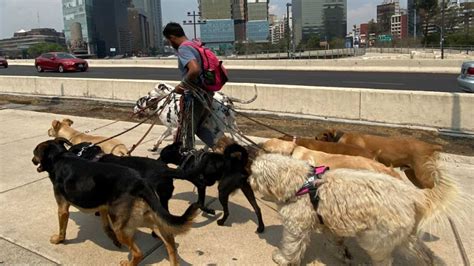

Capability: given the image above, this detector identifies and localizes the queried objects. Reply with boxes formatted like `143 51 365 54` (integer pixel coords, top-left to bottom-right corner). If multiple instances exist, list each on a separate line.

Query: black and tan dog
68 142 203 211
32 138 199 266
159 142 265 233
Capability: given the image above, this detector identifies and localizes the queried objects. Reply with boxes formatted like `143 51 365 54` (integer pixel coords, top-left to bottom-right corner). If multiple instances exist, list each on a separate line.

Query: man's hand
174 85 185 94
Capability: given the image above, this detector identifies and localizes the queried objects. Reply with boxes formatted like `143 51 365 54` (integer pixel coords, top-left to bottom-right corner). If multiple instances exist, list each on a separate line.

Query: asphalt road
0 65 462 92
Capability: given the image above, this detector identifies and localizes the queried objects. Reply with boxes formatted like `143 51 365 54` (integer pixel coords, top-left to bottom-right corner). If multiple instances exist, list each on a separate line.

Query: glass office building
62 0 94 54
201 19 235 43
246 20 269 42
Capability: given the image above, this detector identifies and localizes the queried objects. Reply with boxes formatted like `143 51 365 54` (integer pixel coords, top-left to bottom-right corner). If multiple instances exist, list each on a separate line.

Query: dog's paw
49 234 65 244
119 260 131 266
272 249 289 265
202 207 216 215
217 218 226 226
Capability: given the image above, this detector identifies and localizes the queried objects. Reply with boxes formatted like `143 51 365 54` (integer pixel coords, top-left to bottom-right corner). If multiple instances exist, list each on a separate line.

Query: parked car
458 61 474 92
34 52 88 73
0 57 8 68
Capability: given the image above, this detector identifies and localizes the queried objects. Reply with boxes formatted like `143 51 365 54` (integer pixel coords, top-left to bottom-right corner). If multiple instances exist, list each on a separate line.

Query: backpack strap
181 41 208 72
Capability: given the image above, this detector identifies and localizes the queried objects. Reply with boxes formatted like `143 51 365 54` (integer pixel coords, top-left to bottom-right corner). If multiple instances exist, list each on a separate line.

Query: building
292 0 347 45
270 18 286 44
0 28 66 58
407 0 420 38
62 0 130 58
62 0 94 54
127 7 150 55
391 13 408 39
132 0 163 52
232 0 247 43
377 0 400 34
247 0 269 42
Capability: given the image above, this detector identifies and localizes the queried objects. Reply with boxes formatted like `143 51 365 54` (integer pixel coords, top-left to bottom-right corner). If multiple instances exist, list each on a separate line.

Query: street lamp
441 0 445 59
183 11 206 40
286 3 292 58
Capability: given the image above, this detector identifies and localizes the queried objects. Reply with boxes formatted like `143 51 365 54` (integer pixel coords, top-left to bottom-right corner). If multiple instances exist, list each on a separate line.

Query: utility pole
414 6 417 41
286 3 292 59
441 0 445 59
183 11 206 40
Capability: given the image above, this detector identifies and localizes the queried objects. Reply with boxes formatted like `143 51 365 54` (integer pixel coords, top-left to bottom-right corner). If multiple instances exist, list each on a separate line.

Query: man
162 22 215 151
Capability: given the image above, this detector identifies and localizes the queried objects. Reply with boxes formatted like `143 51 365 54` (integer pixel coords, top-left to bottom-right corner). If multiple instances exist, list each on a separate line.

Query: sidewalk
0 109 472 265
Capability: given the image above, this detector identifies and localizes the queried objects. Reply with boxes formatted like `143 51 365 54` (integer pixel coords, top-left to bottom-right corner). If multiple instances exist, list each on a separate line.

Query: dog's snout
32 157 39 165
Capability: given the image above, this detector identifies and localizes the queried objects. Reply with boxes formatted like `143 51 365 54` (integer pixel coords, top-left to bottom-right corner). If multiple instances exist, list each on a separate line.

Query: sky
0 0 408 40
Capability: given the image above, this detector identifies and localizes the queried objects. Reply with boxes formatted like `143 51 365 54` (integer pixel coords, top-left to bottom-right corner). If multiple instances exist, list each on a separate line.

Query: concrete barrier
7 58 464 73
0 76 472 132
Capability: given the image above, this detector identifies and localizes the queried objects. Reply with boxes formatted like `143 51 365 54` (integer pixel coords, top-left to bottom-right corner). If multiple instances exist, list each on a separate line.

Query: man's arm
176 59 200 93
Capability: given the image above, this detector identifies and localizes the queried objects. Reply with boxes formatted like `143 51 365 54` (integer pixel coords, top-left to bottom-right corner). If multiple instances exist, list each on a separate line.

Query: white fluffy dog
134 83 257 151
249 153 461 266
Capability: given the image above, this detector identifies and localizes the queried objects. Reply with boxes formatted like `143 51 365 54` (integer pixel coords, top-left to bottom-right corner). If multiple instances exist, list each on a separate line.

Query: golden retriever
317 129 443 188
262 138 402 179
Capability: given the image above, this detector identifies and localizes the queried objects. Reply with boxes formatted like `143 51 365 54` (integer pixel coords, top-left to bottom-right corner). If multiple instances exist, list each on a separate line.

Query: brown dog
279 135 376 159
48 118 129 156
262 138 402 179
317 129 443 188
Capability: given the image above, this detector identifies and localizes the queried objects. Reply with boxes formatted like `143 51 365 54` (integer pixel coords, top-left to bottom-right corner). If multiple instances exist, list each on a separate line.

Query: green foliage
329 38 345 49
28 43 66 57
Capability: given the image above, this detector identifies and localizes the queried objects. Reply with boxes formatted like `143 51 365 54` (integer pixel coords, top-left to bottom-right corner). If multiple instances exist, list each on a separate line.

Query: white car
458 61 474 92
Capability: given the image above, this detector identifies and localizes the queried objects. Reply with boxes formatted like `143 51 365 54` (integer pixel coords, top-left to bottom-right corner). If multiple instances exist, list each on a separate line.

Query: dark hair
163 22 185 38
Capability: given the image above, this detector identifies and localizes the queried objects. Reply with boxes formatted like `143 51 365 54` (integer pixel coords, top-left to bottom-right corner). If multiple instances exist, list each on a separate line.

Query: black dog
32 138 199 265
68 142 202 211
159 142 265 233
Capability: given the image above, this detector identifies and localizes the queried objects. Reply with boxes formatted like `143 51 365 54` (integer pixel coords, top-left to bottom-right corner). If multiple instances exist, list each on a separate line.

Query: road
0 65 461 92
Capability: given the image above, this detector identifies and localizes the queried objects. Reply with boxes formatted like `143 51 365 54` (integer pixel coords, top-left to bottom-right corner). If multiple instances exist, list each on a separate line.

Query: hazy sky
0 0 408 39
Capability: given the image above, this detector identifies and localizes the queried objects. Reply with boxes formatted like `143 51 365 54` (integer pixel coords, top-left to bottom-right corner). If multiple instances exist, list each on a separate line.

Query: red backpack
181 41 228 91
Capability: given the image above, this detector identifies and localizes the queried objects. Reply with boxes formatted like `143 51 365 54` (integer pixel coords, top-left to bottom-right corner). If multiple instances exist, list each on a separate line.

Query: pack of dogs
33 87 469 265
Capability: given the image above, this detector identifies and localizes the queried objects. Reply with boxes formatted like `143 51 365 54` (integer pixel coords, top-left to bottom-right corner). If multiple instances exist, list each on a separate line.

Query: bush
28 43 67 57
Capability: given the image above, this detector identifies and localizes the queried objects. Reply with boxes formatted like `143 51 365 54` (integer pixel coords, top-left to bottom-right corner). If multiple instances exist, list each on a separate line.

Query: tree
368 19 378 34
415 0 439 45
28 43 66 57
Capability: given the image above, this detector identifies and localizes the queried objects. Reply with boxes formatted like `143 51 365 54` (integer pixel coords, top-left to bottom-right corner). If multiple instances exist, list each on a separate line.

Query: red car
0 57 7 68
35 52 88 73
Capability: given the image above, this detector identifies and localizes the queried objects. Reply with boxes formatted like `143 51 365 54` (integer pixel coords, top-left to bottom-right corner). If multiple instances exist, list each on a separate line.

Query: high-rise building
377 0 400 34
391 13 408 39
62 0 94 54
270 19 286 44
407 0 420 38
232 0 247 43
247 0 269 42
62 0 130 57
292 0 347 45
132 0 163 52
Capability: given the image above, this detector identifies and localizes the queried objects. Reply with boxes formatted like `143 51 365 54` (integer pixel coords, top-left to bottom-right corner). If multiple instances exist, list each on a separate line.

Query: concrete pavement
0 108 472 265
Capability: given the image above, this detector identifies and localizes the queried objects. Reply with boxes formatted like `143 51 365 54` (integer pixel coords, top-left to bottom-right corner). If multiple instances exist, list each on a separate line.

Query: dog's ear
54 137 73 147
51 120 61 130
62 118 74 126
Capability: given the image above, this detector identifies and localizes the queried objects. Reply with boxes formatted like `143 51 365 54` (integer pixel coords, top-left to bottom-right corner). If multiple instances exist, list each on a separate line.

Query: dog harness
296 166 329 224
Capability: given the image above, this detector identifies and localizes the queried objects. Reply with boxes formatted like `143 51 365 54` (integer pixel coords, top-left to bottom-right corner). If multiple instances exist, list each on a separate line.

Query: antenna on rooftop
37 11 41 27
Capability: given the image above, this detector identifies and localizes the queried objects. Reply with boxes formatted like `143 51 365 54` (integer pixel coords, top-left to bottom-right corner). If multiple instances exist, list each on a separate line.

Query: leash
76 91 175 157
183 81 294 140
186 85 262 150
127 95 174 155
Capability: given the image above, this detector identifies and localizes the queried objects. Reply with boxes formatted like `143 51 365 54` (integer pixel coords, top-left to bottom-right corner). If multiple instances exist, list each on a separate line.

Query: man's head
163 22 187 50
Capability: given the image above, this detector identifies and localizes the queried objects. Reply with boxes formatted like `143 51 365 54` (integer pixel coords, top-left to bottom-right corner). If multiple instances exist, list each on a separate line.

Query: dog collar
92 152 106 162
296 166 329 224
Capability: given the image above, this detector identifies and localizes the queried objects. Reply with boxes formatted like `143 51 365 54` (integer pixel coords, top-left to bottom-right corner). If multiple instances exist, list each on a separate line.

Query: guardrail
0 76 472 133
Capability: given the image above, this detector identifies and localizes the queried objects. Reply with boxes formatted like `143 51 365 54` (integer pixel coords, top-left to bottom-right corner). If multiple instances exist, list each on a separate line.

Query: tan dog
262 138 402 179
279 135 376 159
48 119 129 156
317 130 443 188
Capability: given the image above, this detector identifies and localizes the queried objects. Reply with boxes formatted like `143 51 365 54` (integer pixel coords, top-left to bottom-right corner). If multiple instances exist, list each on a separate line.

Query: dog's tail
416 154 470 232
227 85 258 104
224 143 249 168
140 187 199 235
